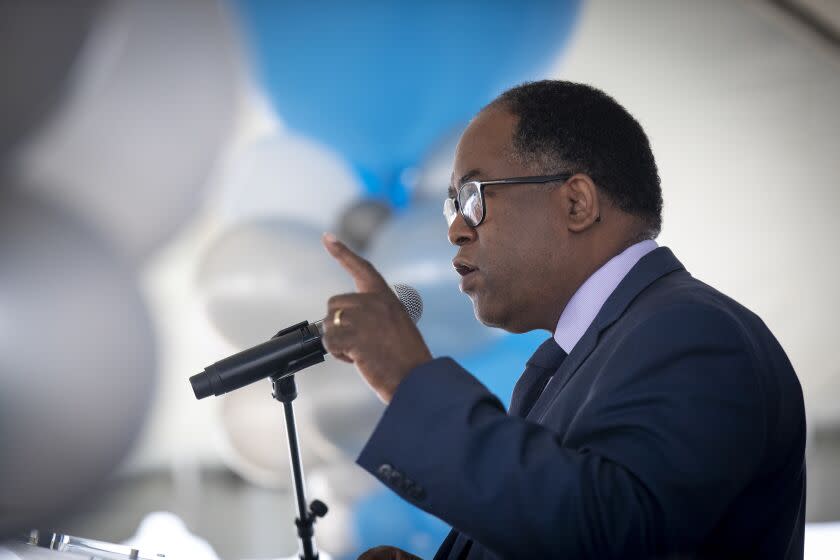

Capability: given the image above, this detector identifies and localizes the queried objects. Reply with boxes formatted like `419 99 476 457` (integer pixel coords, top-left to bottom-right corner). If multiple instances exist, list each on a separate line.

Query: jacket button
388 469 404 487
408 485 426 500
377 464 393 480
401 477 413 491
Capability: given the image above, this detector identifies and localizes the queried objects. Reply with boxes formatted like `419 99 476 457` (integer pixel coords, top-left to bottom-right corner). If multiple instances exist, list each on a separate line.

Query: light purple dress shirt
553 239 658 354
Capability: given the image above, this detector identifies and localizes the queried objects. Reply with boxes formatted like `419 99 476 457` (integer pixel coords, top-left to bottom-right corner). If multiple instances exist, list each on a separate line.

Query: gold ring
333 308 344 327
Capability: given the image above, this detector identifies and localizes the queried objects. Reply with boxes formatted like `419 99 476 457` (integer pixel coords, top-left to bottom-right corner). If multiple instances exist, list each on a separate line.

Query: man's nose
447 213 477 246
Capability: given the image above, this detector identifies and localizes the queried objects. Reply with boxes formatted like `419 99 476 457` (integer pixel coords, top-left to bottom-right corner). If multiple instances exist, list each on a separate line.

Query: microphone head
392 283 423 324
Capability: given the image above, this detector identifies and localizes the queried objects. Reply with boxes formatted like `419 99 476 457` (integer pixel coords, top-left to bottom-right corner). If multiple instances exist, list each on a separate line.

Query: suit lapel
526 247 685 421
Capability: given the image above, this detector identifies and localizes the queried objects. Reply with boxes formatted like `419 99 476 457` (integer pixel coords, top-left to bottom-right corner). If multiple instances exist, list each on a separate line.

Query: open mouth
453 262 478 277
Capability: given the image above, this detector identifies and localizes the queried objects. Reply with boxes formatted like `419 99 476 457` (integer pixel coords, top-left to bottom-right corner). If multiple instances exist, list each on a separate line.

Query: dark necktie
438 337 567 560
508 337 567 418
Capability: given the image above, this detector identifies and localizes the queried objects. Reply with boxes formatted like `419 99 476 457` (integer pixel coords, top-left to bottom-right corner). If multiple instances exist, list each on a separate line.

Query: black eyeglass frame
445 174 572 228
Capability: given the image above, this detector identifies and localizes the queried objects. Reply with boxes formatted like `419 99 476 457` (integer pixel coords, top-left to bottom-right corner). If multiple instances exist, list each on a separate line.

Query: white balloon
304 360 386 462
197 219 353 348
367 200 502 356
218 132 362 231
0 190 156 537
13 0 241 262
216 377 323 490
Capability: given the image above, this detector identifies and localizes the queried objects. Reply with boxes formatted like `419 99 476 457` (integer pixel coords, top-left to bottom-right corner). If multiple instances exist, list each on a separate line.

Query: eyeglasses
443 174 571 228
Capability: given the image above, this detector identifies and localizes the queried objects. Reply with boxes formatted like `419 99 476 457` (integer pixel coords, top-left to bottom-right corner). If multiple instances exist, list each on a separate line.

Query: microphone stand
191 319 334 559
272 374 328 560
269 321 330 560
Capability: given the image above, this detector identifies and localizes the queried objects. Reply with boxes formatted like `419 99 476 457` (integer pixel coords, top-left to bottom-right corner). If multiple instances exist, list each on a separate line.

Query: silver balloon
0 190 156 537
13 0 241 261
0 0 102 160
367 200 502 356
197 219 353 348
219 132 361 232
336 198 392 252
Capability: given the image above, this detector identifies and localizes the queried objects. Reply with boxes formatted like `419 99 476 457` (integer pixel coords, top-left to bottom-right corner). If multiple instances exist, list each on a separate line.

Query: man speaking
319 81 805 559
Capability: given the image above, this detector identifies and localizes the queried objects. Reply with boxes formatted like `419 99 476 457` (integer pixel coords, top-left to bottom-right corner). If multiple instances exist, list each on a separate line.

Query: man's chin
472 298 507 330
472 298 537 334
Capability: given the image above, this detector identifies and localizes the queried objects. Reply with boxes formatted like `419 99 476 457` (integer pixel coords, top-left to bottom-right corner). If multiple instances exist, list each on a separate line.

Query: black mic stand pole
268 321 331 560
272 374 328 560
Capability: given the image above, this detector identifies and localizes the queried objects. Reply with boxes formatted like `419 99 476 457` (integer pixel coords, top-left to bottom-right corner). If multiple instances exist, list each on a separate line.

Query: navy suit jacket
357 247 806 559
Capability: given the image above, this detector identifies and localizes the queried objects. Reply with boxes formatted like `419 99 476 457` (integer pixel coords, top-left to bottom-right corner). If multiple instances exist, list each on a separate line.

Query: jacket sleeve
355 304 768 559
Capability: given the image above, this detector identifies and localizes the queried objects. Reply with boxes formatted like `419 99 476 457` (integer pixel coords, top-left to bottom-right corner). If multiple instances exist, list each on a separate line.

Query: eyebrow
448 168 483 197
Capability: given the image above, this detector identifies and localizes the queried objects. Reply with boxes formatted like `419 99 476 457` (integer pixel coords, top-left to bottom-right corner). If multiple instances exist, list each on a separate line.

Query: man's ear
556 173 601 233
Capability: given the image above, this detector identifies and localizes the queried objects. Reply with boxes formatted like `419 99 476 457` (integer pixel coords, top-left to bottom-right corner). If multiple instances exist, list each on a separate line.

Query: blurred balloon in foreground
13 0 241 262
0 0 102 161
197 219 353 348
336 198 393 252
368 200 502 356
219 132 361 231
233 0 581 202
0 189 156 537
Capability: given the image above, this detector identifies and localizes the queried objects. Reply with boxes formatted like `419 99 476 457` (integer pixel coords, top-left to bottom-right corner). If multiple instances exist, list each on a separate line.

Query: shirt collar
553 239 658 354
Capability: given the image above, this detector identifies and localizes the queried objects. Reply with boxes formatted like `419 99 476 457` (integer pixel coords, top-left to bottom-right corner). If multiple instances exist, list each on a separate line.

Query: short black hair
491 80 663 238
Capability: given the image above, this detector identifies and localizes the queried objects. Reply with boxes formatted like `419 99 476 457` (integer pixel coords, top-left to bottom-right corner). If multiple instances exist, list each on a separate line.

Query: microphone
189 284 423 399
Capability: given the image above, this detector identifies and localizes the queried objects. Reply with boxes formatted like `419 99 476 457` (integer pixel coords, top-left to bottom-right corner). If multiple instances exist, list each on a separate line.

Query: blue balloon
354 488 451 559
232 0 581 203
457 330 550 409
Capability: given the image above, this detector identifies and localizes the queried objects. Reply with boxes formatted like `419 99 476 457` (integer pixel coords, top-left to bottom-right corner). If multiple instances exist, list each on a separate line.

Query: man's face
449 108 572 333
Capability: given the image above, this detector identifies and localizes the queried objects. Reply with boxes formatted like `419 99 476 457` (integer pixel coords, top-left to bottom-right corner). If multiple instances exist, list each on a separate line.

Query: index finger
322 233 389 293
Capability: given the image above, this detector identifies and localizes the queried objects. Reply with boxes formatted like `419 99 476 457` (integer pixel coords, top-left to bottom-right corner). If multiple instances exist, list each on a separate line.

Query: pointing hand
321 233 432 403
